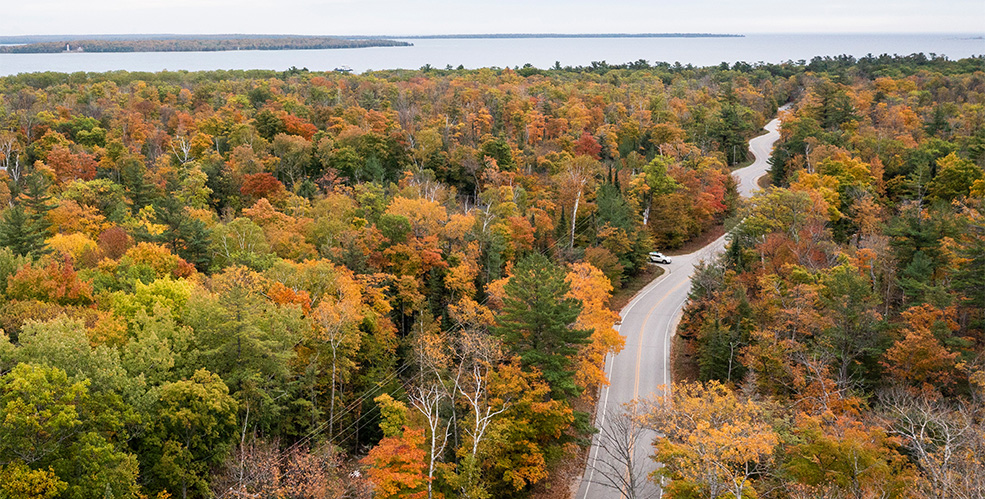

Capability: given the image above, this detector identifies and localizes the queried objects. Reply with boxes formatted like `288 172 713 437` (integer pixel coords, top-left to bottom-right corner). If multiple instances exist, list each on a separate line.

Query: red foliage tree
45 145 97 183
97 226 133 260
574 132 602 160
241 172 287 202
283 114 319 140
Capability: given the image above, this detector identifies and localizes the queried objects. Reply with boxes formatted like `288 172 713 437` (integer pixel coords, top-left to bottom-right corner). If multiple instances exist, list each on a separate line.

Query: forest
0 53 981 498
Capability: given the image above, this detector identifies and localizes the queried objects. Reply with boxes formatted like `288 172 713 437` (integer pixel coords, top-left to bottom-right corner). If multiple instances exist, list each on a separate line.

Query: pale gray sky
6 0 985 36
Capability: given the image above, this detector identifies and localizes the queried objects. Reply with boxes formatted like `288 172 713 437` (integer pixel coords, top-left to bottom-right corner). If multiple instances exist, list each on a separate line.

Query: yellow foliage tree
46 232 98 266
386 196 448 238
645 380 778 499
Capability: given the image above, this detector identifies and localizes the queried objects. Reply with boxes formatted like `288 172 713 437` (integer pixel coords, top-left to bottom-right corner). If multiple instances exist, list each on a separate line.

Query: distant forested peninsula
0 36 411 54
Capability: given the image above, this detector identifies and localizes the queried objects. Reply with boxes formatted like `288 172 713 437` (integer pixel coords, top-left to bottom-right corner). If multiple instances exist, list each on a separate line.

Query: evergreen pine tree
21 171 54 224
152 194 212 272
715 84 752 166
492 253 591 401
120 156 154 214
0 204 44 257
815 80 858 130
952 223 985 331
596 182 633 232
555 205 567 242
0 172 52 257
483 229 506 282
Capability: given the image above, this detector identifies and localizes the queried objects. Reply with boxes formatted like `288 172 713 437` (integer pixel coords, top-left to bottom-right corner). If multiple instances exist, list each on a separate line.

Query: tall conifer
492 253 591 401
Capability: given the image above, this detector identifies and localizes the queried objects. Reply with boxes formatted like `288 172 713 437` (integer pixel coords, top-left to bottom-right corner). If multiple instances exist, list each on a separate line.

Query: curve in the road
578 108 787 499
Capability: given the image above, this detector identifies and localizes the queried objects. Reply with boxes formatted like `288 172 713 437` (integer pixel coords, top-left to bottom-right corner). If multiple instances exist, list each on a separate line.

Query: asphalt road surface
577 108 787 499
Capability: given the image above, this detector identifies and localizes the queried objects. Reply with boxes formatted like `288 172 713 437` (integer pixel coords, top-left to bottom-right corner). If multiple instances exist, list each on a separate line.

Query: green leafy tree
0 363 139 499
61 178 129 221
271 133 314 187
377 213 412 244
122 303 193 387
140 369 238 499
181 269 305 435
253 109 285 141
209 217 276 271
15 316 140 401
0 247 29 295
928 153 984 201
632 155 680 227
0 363 87 468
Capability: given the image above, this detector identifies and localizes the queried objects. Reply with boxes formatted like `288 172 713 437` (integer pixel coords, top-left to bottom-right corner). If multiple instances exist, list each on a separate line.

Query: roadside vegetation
667 54 985 498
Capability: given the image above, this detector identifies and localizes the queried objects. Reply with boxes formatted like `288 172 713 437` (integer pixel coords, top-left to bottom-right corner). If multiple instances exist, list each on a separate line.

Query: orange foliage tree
361 427 429 499
6 256 93 306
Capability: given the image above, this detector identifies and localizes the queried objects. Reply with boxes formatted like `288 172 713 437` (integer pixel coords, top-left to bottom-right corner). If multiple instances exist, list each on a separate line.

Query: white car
648 251 672 264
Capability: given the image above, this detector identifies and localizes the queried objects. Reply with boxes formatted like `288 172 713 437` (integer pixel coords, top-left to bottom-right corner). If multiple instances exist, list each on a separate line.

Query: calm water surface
0 34 982 76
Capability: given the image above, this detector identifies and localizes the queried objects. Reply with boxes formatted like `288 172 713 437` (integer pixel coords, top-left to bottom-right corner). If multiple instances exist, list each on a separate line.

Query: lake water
0 34 982 76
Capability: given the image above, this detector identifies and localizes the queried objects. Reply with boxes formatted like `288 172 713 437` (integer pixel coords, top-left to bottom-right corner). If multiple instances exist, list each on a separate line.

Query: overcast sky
6 0 985 36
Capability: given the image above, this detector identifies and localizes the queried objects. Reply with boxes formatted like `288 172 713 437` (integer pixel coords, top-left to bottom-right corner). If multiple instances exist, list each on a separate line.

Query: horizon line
0 32 743 40
2 31 983 41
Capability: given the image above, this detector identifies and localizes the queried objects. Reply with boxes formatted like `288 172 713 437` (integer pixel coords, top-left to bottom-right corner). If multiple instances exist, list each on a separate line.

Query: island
0 35 412 54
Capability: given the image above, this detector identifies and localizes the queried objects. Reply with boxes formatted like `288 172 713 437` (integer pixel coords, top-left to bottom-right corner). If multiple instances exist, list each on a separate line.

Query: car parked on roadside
648 251 672 264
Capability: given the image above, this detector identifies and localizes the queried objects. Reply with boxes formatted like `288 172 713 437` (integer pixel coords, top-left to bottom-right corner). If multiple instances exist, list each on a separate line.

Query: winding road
577 109 786 499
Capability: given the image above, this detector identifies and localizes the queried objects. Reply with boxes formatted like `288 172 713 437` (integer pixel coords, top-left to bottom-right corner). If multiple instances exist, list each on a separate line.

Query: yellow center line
632 276 689 400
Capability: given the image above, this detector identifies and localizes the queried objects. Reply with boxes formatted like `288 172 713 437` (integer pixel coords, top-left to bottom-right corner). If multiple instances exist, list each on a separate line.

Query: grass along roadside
610 264 665 312
729 154 756 170
664 223 727 257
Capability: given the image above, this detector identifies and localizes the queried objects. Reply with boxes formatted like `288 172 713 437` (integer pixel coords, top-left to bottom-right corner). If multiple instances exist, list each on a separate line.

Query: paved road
577 109 786 499
734 111 785 198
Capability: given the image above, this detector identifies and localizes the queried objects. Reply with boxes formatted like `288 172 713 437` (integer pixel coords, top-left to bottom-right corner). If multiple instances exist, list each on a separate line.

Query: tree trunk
642 195 651 227
570 190 581 249
330 347 337 441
